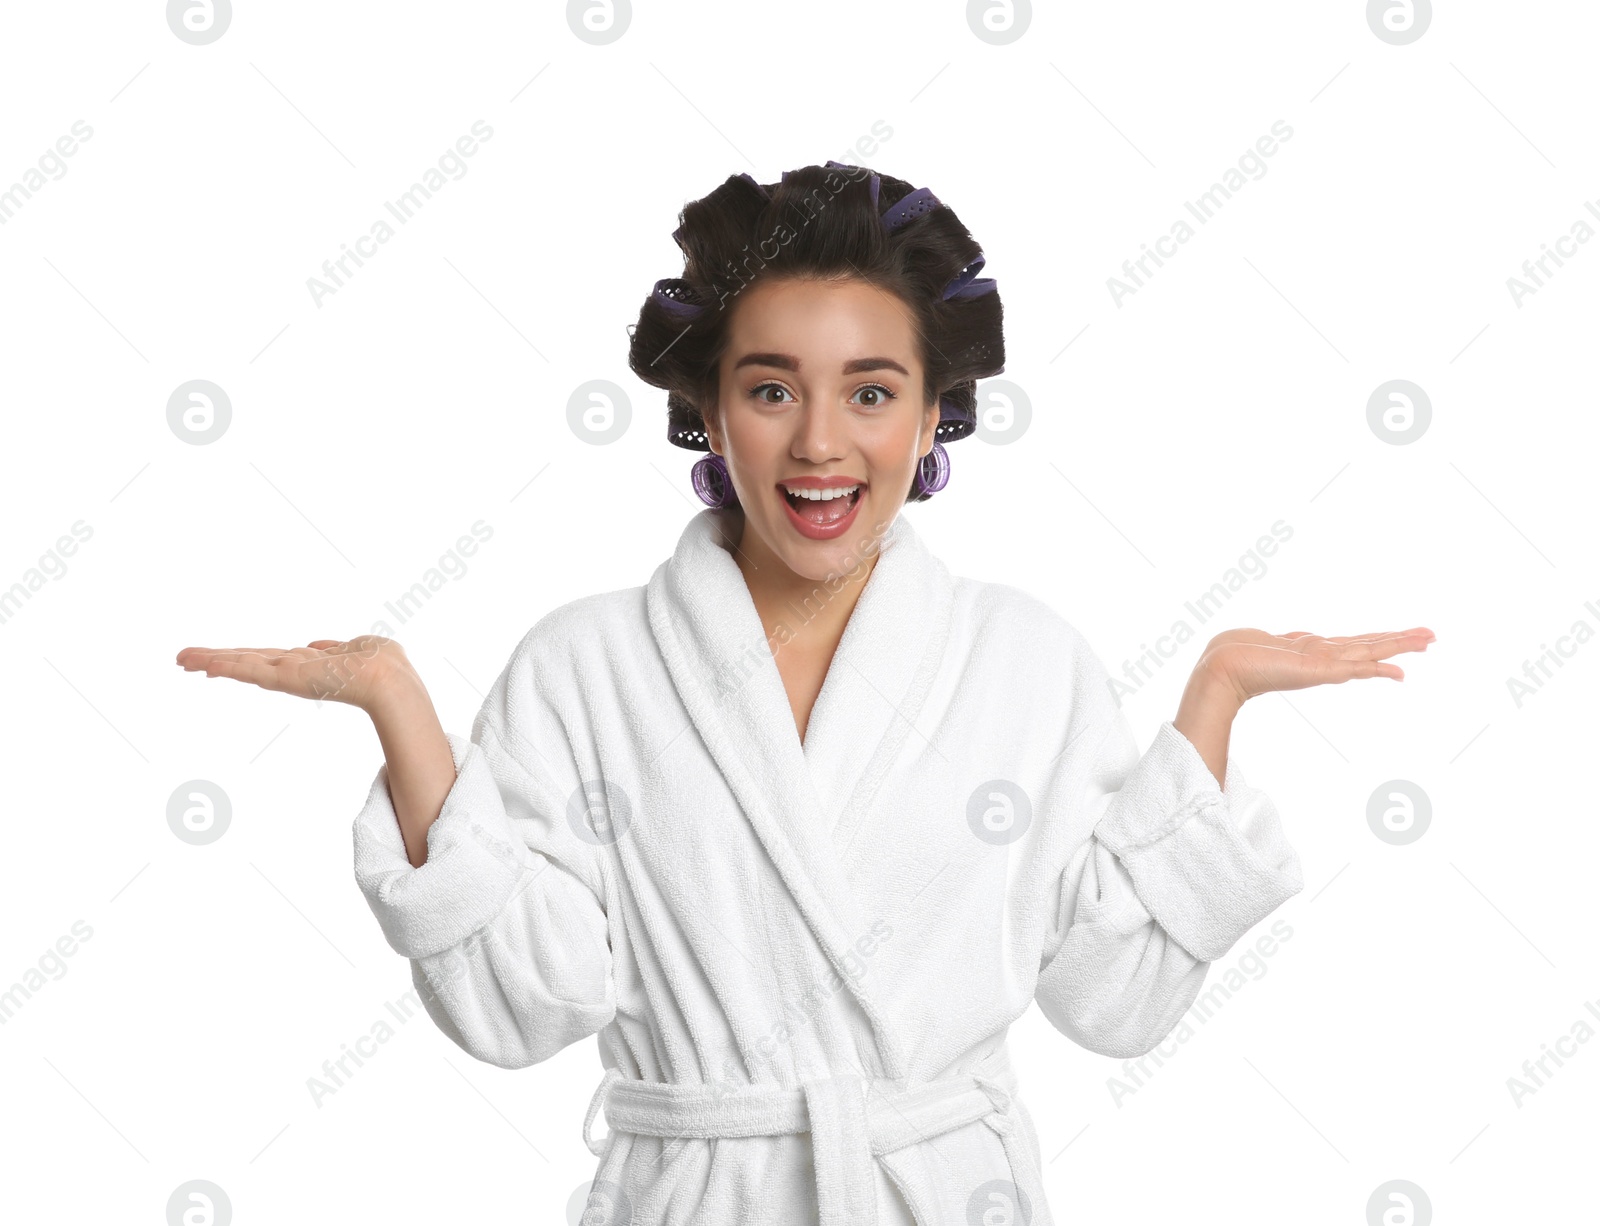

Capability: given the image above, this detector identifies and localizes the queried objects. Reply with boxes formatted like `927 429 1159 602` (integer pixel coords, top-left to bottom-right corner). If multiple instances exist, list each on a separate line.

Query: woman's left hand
1173 626 1435 790
1200 626 1437 708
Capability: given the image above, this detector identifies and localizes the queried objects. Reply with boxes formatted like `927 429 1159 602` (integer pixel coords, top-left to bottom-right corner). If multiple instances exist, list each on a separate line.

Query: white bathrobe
352 506 1304 1226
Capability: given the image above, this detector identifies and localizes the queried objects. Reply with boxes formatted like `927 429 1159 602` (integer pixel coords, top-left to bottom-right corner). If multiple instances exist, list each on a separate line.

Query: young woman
177 162 1433 1226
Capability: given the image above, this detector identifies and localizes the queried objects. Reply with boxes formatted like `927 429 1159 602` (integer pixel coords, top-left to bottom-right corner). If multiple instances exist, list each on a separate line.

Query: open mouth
779 484 864 533
782 486 861 511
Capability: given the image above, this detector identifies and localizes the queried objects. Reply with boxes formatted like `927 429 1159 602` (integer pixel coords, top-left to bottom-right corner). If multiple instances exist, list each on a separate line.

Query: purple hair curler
691 452 737 507
651 278 704 318
913 441 950 496
941 254 998 301
880 187 940 233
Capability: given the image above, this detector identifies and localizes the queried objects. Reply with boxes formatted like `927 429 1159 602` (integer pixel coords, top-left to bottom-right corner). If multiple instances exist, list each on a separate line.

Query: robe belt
583 1043 1046 1225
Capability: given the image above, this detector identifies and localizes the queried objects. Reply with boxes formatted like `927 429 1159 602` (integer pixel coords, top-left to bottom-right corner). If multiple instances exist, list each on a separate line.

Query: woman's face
704 275 939 584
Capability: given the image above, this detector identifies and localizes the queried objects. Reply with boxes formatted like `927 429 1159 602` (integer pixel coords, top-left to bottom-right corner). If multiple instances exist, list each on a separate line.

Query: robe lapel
801 516 954 856
645 507 954 1065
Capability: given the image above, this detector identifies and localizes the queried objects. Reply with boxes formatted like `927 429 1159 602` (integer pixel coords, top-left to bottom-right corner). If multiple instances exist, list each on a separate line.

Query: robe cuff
1090 720 1303 963
352 730 531 960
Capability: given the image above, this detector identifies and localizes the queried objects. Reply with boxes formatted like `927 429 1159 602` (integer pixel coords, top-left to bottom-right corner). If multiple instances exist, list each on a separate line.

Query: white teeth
783 484 860 501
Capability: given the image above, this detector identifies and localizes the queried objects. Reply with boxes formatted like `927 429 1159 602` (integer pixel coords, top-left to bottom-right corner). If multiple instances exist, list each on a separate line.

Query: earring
691 452 738 507
912 442 950 497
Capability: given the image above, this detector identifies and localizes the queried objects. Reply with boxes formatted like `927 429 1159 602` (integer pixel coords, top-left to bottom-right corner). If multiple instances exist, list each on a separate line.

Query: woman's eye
851 383 897 408
751 382 793 404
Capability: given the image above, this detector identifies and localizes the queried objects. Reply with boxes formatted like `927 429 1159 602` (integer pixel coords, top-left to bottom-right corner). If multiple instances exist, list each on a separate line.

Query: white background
2 1 1595 1222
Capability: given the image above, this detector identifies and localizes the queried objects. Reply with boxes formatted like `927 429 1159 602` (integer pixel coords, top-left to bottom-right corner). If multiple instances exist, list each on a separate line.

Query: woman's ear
919 397 940 456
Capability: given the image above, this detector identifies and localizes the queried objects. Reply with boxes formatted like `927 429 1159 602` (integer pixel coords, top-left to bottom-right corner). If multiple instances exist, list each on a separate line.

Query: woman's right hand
180 635 455 867
175 636 413 714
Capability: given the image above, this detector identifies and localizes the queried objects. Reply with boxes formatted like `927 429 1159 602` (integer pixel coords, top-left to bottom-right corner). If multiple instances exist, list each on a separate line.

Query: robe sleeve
1034 693 1304 1060
351 636 617 1071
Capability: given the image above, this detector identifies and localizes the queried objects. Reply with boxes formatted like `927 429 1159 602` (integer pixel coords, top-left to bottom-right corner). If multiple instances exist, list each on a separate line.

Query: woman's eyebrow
732 352 909 376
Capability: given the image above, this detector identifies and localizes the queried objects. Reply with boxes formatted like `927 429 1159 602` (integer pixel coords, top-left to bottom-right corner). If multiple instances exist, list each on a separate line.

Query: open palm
1203 626 1436 707
174 636 405 710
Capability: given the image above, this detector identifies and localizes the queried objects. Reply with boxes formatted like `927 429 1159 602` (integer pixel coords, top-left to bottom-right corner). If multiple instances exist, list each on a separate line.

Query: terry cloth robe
352 506 1305 1226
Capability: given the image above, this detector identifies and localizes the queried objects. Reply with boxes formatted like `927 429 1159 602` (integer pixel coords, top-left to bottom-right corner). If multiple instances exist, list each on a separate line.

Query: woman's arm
1035 711 1300 1057
176 635 459 869
1174 626 1435 787
1034 622 1434 1057
177 630 617 1069
367 664 458 869
351 714 617 1070
1172 665 1238 789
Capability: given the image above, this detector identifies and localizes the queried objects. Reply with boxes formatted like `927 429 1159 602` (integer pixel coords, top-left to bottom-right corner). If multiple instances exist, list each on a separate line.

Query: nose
791 399 847 465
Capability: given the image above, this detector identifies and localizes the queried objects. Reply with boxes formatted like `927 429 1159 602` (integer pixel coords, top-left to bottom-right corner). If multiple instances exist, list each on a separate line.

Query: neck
725 506 880 658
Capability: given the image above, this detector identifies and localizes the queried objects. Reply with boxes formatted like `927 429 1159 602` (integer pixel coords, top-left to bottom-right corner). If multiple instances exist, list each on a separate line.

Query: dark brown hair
626 162 1005 502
